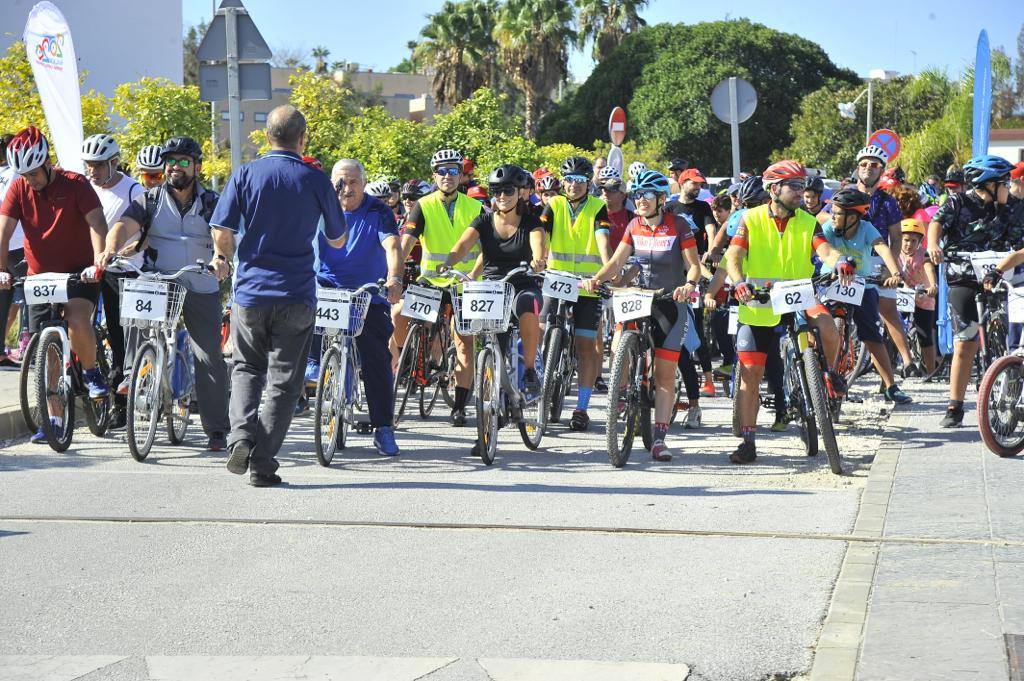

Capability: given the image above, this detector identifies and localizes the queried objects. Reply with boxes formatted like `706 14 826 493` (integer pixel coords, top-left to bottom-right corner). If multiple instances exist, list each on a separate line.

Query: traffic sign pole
729 77 740 183
224 6 242 173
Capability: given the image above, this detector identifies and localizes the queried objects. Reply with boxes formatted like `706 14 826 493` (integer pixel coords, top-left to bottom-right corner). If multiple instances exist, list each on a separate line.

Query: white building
0 0 183 97
989 129 1024 164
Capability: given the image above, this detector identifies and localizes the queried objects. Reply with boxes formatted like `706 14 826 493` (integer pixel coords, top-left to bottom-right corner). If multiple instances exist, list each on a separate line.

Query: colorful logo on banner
33 32 65 70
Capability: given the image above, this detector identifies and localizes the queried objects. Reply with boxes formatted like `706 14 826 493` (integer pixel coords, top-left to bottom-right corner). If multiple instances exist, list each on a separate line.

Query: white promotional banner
23 2 84 173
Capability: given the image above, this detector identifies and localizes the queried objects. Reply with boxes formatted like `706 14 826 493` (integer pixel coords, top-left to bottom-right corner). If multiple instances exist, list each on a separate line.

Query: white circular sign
710 77 757 124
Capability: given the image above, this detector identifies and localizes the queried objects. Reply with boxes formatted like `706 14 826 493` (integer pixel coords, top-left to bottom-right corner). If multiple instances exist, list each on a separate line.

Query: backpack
138 185 219 241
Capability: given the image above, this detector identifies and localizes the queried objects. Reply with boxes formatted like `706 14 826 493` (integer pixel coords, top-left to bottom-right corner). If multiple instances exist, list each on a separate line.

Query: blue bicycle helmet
630 169 671 195
738 175 767 204
963 155 1014 186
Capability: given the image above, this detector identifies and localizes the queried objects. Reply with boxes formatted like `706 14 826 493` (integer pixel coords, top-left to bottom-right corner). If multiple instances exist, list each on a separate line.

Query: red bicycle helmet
761 160 806 187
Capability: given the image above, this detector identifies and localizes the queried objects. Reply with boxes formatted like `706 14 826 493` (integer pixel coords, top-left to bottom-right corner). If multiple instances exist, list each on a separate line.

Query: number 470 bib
769 279 816 314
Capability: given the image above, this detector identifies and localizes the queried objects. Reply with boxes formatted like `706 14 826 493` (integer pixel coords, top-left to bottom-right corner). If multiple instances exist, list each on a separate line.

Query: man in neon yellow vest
725 160 855 465
399 148 483 426
539 156 613 432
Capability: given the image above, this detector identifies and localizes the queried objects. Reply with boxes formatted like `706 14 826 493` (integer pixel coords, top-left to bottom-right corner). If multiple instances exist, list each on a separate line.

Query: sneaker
523 367 541 395
117 375 130 396
294 394 308 416
684 405 702 429
83 367 109 399
569 409 590 431
0 354 19 370
450 408 467 427
30 424 48 444
108 406 127 430
729 440 757 464
902 363 922 379
700 379 716 398
9 332 29 362
651 439 673 461
373 426 400 456
249 471 283 487
771 417 788 432
304 359 320 386
226 439 252 475
208 432 227 452
884 384 913 405
939 406 964 428
595 376 608 394
715 363 734 378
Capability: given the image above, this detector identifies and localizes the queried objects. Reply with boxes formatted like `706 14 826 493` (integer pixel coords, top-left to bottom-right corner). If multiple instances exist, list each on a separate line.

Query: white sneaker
684 405 702 429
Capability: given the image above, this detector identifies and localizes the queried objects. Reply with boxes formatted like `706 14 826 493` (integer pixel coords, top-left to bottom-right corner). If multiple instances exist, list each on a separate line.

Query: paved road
0 372 903 681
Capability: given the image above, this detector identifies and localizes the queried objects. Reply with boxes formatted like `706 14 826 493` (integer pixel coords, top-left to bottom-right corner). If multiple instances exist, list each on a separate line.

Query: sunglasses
563 174 589 184
631 190 659 201
781 180 806 191
858 161 883 169
141 171 164 182
600 184 623 194
401 194 419 201
434 166 460 177
165 158 192 168
492 186 518 197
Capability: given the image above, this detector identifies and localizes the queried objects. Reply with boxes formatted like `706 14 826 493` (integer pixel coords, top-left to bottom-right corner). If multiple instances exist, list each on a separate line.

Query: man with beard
102 136 231 452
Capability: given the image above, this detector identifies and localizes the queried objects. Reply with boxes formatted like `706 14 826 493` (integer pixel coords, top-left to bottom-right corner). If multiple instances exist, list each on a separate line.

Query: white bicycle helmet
365 180 393 198
82 134 120 162
430 148 463 169
856 144 889 165
6 126 49 174
597 165 622 182
627 161 647 180
135 144 164 171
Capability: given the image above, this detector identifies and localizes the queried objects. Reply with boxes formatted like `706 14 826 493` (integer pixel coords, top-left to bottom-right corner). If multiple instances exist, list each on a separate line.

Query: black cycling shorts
736 322 781 367
541 295 602 338
913 306 936 348
947 283 980 341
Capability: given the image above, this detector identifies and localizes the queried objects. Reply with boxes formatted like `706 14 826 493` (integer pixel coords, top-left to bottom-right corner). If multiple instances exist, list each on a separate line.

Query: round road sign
710 78 757 124
608 107 627 146
868 129 901 162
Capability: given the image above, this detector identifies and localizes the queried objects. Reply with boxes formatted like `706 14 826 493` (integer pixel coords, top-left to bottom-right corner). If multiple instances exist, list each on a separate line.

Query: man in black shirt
666 168 716 256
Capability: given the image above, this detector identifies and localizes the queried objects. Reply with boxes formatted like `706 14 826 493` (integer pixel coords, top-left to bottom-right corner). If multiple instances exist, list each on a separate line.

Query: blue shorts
850 287 884 344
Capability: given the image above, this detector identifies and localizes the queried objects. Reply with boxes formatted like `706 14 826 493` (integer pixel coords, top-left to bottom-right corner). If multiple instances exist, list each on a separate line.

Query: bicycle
978 344 1024 458
113 257 209 462
311 281 379 466
945 248 1011 387
14 270 112 451
538 269 586 426
604 285 678 468
447 265 546 464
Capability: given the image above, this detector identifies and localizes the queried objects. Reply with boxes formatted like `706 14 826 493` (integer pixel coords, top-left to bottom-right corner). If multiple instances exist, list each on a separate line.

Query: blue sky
184 0 1023 81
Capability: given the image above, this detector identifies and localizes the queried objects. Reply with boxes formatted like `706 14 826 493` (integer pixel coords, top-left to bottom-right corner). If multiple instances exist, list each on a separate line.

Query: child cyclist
896 218 939 374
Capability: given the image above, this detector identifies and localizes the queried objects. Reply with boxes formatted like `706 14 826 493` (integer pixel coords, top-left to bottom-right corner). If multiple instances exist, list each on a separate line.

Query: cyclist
726 160 856 464
0 126 110 442
927 154 1024 427
365 179 393 201
537 175 561 207
308 158 404 456
896 218 939 374
100 136 231 451
82 133 144 429
667 157 689 194
940 167 965 205
803 177 827 217
438 163 545 397
820 187 912 404
583 169 701 461
539 155 613 431
135 144 165 189
399 148 483 426
596 166 633 247
0 133 25 369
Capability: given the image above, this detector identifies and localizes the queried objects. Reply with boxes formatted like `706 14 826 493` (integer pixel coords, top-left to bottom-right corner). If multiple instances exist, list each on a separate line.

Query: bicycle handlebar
107 256 214 282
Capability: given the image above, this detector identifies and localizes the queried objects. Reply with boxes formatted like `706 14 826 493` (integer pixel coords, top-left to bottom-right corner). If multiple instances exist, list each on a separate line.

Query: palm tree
494 0 577 137
575 0 648 62
312 45 330 74
413 0 498 109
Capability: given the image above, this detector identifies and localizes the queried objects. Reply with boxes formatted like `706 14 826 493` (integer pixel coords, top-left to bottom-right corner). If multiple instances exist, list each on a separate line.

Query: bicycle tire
639 351 653 451
803 346 841 474
419 362 442 418
518 332 546 451
438 320 458 409
606 331 641 467
19 332 40 433
392 328 421 426
731 370 742 438
783 343 818 457
540 326 564 424
126 341 162 462
35 333 74 452
165 349 191 445
314 345 343 466
977 354 1024 457
84 328 112 437
475 346 499 465
670 367 683 424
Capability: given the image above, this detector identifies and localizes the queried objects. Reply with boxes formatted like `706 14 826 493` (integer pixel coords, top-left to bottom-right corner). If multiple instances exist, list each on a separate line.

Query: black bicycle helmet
488 163 529 189
805 176 825 195
162 136 203 162
400 180 424 199
737 175 767 204
830 187 872 212
560 156 593 180
668 157 689 171
944 167 964 185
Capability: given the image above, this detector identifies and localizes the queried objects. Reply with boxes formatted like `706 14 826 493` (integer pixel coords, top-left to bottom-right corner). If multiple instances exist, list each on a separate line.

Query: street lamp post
837 70 898 145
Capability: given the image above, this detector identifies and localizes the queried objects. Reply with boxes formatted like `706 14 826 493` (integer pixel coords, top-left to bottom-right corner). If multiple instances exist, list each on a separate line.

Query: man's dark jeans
229 302 314 474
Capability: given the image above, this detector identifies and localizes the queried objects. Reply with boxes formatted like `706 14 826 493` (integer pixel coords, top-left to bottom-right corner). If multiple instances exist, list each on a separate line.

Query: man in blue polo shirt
209 105 348 487
307 158 404 456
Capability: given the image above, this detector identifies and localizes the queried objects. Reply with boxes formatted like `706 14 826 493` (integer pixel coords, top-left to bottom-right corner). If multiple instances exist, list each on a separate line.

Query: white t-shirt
0 165 25 251
94 173 144 271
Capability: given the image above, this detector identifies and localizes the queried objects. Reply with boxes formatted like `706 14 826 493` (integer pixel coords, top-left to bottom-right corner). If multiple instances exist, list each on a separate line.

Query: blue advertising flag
973 30 992 158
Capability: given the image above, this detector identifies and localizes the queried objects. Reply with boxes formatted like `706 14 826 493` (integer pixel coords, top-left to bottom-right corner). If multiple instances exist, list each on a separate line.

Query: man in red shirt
0 127 110 411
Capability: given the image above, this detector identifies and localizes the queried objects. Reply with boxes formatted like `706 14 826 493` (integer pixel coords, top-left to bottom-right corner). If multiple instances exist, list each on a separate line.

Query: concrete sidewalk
0 369 25 441
810 379 1024 680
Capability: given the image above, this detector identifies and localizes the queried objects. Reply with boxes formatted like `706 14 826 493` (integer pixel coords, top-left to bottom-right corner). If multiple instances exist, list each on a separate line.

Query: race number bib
612 290 654 323
969 251 1010 279
120 280 169 322
542 271 579 302
895 288 917 313
769 279 815 314
402 284 442 323
822 277 866 306
727 306 739 335
461 281 504 320
315 288 351 330
1008 287 1024 324
24 274 69 305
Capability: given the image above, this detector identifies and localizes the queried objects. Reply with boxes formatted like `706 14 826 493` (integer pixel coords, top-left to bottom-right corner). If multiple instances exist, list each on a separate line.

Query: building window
220 111 244 121
254 112 268 123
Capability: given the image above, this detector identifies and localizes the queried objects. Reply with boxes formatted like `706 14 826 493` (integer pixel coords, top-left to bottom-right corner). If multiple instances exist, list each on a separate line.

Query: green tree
591 138 666 171
493 0 576 137
312 46 331 75
183 22 207 87
111 78 209 172
781 70 952 178
414 0 499 110
429 88 523 165
336 106 433 180
575 0 648 62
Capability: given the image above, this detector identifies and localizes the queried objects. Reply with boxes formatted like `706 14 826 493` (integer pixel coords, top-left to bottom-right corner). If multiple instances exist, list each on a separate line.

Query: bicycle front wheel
314 345 343 466
165 350 191 445
35 333 74 452
126 341 162 462
540 326 563 425
392 328 421 427
978 354 1024 457
606 331 641 467
804 347 841 474
475 346 499 465
783 342 817 457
